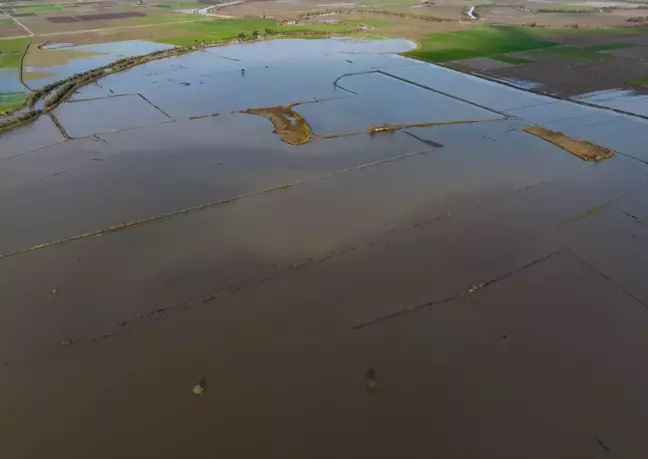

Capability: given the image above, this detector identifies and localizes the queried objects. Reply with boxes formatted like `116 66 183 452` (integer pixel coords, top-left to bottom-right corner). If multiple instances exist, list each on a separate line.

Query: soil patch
515 45 610 63
580 56 648 81
613 35 648 46
77 11 147 21
456 56 516 70
486 61 627 96
46 16 82 23
24 48 104 68
601 45 648 60
0 23 26 37
244 105 313 145
523 125 614 161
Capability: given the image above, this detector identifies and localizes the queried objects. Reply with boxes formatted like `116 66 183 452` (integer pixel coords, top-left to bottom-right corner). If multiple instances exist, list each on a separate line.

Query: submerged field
1 34 648 459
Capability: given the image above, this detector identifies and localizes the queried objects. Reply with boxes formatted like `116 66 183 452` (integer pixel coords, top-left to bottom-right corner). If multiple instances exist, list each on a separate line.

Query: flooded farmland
23 40 174 88
2 37 648 459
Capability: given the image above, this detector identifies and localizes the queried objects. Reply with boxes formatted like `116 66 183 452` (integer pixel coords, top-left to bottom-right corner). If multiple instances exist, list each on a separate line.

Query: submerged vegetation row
0 27 358 134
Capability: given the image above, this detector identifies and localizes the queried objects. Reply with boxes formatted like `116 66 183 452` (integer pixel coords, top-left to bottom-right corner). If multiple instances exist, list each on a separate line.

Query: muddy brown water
1 37 648 458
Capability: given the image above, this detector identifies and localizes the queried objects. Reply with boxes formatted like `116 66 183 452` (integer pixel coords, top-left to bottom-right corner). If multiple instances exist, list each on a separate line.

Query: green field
523 45 610 62
156 19 354 45
16 3 63 12
0 18 16 25
405 27 557 63
632 75 648 86
0 92 26 112
0 37 30 53
0 37 30 69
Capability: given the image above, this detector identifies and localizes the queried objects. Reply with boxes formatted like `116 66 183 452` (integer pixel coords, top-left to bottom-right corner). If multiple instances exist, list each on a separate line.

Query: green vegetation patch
523 45 610 62
0 37 30 54
586 42 634 51
0 18 16 25
17 3 63 12
156 18 353 45
492 54 534 64
405 26 557 63
0 53 22 68
0 38 29 69
632 75 648 86
0 92 26 112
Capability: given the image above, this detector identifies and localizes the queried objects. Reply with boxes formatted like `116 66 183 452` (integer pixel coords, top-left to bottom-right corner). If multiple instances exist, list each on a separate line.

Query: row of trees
0 109 42 130
1 23 347 132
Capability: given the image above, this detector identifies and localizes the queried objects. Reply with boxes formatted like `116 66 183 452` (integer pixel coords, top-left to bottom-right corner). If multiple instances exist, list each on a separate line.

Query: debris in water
595 436 610 452
365 367 378 390
50 288 59 295
193 375 207 395
569 201 611 222
523 126 614 162
60 338 77 347
467 282 485 295
192 384 204 395
369 123 398 135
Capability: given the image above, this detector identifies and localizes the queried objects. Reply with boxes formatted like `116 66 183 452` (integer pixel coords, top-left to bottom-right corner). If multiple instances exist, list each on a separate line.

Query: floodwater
2 37 648 459
0 67 26 101
575 88 648 117
23 40 174 89
39 42 75 50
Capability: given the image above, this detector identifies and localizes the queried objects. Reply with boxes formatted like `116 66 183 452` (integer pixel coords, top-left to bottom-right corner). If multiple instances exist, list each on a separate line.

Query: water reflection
24 40 175 89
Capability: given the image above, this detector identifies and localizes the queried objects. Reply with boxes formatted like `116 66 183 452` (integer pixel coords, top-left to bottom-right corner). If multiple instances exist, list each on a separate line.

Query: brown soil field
602 44 648 60
372 1 467 18
76 11 148 21
478 6 648 27
24 47 103 68
221 0 326 17
17 6 160 34
581 56 648 81
43 11 148 24
0 22 26 37
27 22 196 45
330 12 466 38
614 34 648 45
45 16 83 23
485 61 626 97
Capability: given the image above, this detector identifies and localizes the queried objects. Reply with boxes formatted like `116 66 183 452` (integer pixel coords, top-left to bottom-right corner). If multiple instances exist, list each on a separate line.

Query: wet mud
524 125 615 161
243 105 313 145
